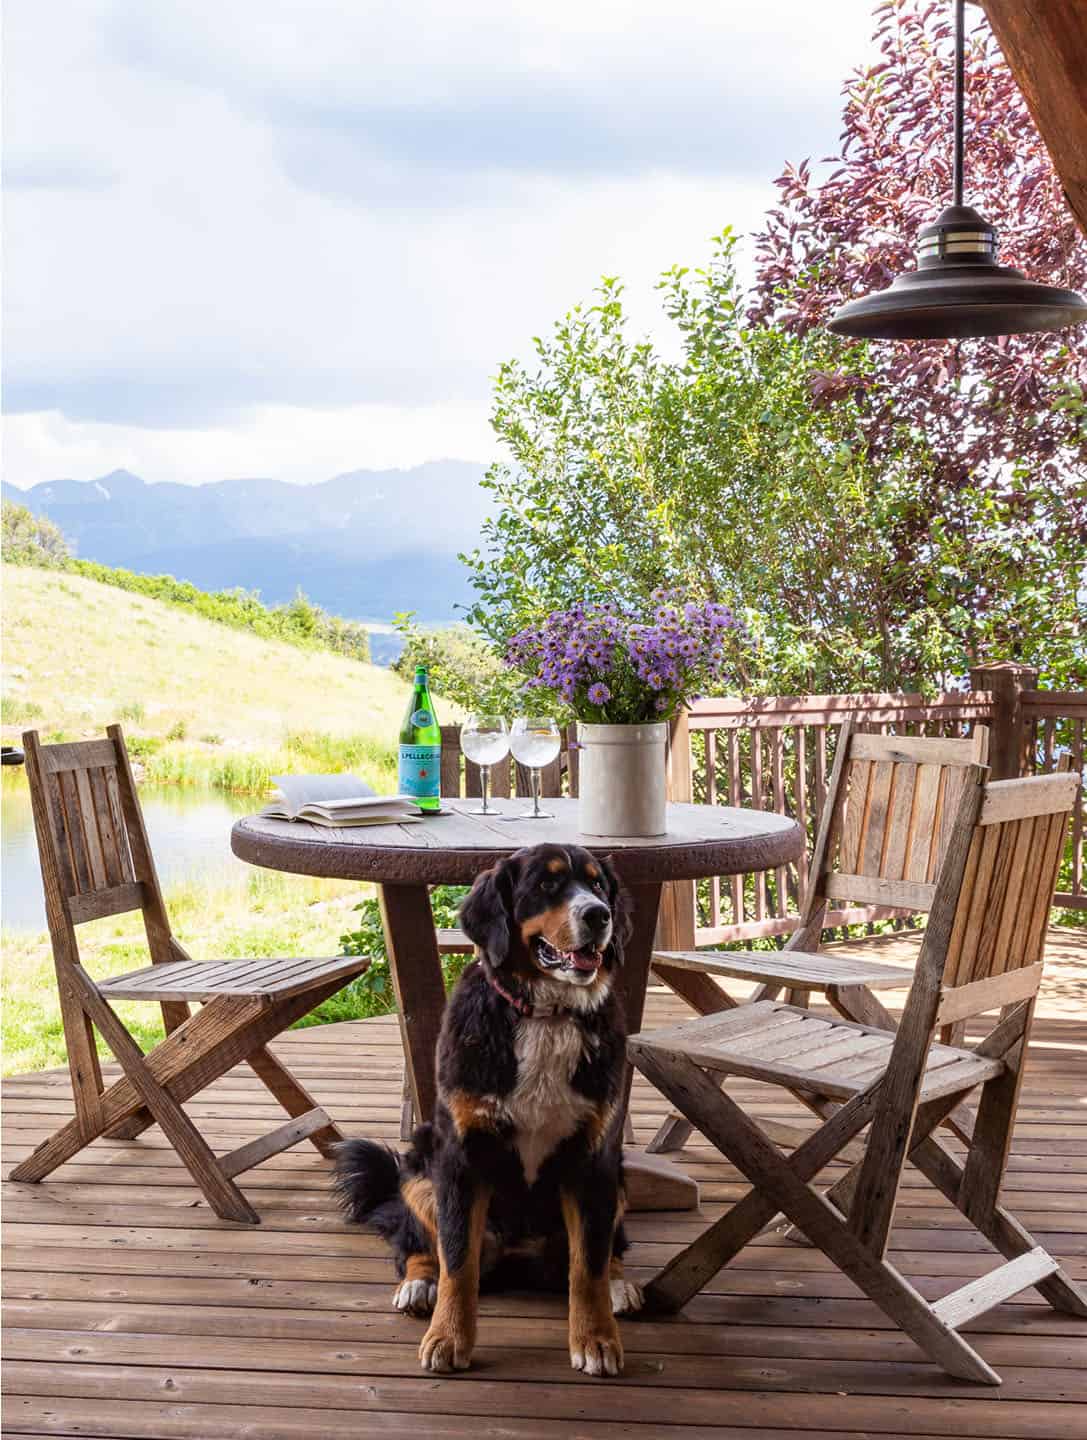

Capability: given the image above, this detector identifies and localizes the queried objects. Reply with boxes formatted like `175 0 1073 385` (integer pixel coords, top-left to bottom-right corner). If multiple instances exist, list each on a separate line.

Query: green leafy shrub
1 502 69 567
391 612 517 714
65 563 373 663
320 884 473 1023
463 237 1087 695
125 735 164 760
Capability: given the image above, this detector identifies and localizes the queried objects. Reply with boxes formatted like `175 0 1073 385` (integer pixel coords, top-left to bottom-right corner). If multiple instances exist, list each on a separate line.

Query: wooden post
968 662 1038 781
656 710 697 950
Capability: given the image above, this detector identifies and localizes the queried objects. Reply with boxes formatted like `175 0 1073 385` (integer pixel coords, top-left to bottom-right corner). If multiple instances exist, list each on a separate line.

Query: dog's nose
583 903 612 937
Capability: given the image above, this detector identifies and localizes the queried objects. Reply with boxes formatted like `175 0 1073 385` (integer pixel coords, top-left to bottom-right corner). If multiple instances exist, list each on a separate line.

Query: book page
270 773 374 816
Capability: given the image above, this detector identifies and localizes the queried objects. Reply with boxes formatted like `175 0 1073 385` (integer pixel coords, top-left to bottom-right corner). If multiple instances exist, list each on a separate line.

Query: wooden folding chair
9 726 369 1223
649 719 989 1151
629 764 1086 1384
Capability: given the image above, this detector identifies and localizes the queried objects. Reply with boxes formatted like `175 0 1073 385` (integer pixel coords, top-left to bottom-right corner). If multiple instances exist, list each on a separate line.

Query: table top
231 797 803 887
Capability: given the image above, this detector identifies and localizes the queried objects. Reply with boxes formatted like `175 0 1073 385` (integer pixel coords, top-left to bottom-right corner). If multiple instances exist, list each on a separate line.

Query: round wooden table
232 797 802 1208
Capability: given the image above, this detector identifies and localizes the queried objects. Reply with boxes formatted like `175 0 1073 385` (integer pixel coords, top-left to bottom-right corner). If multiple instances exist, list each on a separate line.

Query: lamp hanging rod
952 0 965 207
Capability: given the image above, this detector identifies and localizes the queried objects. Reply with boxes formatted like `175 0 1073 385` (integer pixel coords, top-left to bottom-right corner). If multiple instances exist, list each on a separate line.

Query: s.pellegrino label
398 665 441 810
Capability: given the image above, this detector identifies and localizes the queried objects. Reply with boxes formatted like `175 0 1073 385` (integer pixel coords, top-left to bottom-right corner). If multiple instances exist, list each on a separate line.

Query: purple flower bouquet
505 591 746 725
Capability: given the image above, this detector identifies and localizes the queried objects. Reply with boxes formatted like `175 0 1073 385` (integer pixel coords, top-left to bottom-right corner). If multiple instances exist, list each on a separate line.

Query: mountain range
2 464 490 648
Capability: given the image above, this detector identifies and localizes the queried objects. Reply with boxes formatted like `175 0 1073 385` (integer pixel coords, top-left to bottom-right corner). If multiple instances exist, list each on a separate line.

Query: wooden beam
982 1 1087 239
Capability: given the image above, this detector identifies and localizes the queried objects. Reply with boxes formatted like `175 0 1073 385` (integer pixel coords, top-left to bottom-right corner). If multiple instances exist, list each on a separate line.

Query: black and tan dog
335 843 644 1376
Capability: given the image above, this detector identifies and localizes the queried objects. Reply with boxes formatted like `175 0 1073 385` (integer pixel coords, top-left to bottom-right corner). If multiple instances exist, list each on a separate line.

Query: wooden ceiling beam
981 0 1087 239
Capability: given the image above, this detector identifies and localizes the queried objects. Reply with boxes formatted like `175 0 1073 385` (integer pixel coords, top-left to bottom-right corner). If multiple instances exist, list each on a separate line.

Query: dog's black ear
599 854 633 960
459 856 519 968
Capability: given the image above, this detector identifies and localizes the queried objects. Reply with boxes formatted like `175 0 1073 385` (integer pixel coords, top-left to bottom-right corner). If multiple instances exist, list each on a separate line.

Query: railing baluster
705 731 721 927
814 724 828 827
1072 716 1084 903
794 723 808 906
769 726 787 919
727 729 743 925
750 729 766 921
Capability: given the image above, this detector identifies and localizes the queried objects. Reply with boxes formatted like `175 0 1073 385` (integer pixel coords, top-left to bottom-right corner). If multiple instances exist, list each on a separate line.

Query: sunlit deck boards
3 926 1087 1440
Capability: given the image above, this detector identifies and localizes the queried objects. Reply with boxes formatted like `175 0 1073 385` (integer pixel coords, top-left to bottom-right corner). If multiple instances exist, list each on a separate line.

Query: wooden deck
4 927 1087 1440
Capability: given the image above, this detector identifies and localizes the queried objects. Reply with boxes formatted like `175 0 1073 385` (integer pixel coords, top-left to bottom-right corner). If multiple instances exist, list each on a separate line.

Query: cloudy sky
4 0 878 489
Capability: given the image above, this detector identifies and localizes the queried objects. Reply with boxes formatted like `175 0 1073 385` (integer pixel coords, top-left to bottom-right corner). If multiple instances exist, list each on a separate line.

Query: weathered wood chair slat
629 764 1087 1384
648 721 990 1151
9 726 370 1224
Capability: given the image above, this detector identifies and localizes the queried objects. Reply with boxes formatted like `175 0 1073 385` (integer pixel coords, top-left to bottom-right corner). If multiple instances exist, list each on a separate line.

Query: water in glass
459 715 509 815
510 717 561 819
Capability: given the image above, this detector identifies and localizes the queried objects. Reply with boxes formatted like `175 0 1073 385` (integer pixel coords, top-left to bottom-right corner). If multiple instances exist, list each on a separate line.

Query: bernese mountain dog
334 842 644 1377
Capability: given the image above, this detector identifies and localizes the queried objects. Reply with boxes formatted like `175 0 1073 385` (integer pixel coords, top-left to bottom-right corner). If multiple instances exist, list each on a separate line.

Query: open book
261 774 423 827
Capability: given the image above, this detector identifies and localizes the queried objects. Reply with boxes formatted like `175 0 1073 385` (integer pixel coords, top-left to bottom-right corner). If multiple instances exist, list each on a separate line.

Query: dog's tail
333 1138 402 1226
333 1125 437 1241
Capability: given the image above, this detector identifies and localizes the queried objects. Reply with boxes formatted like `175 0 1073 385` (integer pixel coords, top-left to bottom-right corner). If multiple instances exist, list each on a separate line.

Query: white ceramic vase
576 721 668 837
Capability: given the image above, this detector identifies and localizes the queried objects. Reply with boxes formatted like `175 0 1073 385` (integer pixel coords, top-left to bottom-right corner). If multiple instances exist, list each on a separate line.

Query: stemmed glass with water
510 716 561 819
458 715 510 815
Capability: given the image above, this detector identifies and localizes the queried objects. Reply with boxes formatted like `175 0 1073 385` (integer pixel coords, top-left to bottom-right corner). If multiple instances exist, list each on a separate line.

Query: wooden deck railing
1023 688 1086 909
662 662 1086 950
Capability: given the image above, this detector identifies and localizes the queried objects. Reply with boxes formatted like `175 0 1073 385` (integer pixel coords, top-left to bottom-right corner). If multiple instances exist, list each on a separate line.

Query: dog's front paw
610 1277 644 1315
393 1277 437 1316
419 1322 473 1373
570 1321 623 1377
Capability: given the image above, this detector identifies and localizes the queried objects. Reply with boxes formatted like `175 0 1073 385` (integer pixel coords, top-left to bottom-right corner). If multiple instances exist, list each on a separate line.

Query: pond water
1 775 255 932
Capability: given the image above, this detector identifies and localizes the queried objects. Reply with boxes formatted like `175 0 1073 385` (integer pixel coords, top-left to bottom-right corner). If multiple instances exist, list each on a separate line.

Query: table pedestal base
624 1149 700 1211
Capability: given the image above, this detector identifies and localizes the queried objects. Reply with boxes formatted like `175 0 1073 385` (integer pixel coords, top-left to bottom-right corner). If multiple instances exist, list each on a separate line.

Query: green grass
0 562 473 1073
0 563 456 795
1 870 392 1075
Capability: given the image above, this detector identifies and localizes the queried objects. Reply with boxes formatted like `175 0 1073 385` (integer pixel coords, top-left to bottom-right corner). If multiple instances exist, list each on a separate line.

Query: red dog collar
485 970 571 1020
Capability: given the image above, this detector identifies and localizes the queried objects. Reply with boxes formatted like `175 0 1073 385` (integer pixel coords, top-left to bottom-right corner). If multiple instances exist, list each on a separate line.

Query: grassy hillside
1 564 435 792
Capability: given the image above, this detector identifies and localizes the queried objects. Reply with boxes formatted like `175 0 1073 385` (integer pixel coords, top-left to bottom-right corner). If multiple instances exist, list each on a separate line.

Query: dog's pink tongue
569 947 601 973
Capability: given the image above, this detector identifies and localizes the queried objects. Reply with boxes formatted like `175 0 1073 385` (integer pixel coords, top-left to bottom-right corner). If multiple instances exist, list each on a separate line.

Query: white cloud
3 402 494 488
3 0 878 484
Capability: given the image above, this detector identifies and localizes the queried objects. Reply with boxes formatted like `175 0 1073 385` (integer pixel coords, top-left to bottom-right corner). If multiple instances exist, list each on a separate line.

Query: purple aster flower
587 681 611 706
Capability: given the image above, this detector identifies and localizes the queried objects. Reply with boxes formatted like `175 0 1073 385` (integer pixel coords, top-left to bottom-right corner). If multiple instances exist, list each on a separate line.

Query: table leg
616 881 699 1212
378 882 448 1139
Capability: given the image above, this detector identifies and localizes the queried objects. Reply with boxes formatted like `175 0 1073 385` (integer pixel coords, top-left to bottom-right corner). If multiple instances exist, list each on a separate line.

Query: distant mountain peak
1 462 490 626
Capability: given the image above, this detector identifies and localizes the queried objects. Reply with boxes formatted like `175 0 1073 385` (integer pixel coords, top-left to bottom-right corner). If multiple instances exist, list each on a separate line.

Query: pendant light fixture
827 0 1087 340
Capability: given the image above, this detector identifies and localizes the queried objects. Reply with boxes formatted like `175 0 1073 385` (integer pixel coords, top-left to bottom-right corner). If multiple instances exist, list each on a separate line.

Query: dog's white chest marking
508 1017 594 1186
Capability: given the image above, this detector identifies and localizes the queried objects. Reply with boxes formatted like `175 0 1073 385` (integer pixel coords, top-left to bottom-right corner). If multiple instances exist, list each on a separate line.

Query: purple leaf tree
750 0 1087 530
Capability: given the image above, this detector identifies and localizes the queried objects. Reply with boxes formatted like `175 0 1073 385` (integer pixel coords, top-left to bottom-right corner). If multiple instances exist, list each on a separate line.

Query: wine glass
510 716 561 819
458 715 509 815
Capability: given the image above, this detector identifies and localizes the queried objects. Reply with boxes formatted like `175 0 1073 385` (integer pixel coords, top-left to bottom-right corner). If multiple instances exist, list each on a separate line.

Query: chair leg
910 1130 1087 1319
647 1111 695 1153
632 1047 1001 1383
76 982 259 1223
10 983 348 1199
104 1110 154 1141
247 1045 343 1157
646 1085 880 1313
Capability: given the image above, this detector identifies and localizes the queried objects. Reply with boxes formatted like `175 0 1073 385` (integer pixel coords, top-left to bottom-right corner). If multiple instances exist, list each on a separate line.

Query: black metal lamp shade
826 0 1087 341
828 204 1087 339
